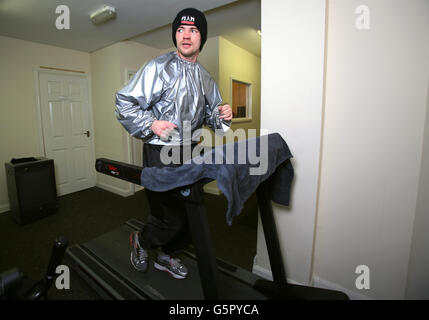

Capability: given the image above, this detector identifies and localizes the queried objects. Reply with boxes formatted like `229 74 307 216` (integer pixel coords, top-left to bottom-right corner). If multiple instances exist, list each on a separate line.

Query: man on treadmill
115 8 232 279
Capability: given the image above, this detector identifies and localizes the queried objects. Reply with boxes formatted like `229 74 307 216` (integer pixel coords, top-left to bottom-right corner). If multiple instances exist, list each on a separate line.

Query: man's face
175 25 201 61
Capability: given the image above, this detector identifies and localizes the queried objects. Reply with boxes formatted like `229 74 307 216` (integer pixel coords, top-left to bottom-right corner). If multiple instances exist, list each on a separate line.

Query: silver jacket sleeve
115 61 161 139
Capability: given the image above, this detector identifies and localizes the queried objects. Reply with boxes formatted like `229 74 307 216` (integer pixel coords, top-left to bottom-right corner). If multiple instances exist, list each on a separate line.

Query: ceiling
0 0 260 56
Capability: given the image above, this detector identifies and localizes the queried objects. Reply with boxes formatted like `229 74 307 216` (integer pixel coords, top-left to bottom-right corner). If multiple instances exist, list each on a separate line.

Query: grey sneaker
154 254 188 279
129 231 149 272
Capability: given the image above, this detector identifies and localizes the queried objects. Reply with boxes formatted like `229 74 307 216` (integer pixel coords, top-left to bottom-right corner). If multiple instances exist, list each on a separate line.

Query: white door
38 72 95 196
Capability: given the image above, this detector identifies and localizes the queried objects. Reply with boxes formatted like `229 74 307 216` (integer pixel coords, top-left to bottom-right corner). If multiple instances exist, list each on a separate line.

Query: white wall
197 37 220 84
314 0 429 299
90 42 126 195
91 41 161 196
218 37 261 136
258 0 429 300
256 0 327 284
405 81 429 300
0 35 90 213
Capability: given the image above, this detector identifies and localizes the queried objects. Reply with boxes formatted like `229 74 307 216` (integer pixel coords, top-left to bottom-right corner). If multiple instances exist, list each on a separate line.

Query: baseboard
252 263 302 286
203 183 221 195
312 276 374 300
134 185 144 192
252 263 372 298
252 264 273 281
96 181 133 197
0 203 10 214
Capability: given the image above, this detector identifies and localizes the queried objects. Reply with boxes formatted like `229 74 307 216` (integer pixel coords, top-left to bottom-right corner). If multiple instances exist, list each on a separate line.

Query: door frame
124 68 144 195
33 66 97 190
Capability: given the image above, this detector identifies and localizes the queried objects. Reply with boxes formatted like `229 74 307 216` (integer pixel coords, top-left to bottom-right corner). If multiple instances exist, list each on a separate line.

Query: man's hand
151 120 177 141
219 104 233 121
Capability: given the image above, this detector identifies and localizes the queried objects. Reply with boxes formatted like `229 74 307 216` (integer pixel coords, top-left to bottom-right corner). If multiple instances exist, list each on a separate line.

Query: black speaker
5 157 58 225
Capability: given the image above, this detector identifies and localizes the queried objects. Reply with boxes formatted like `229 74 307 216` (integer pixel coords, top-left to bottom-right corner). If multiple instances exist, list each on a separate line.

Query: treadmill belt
68 222 266 300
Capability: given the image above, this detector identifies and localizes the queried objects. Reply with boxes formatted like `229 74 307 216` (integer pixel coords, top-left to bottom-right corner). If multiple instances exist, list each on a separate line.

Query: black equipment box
5 157 57 225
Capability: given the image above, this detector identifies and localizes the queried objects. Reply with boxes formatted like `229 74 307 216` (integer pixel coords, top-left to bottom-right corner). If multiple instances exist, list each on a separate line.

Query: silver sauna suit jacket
115 51 231 145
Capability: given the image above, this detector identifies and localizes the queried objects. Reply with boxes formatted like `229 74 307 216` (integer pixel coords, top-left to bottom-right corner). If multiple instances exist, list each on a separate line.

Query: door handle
84 130 90 137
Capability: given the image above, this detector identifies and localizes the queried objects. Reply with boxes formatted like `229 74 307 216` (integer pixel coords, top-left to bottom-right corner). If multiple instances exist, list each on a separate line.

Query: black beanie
172 8 207 51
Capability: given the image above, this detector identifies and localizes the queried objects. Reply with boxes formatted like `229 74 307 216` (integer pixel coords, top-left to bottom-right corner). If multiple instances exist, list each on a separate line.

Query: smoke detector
90 6 117 25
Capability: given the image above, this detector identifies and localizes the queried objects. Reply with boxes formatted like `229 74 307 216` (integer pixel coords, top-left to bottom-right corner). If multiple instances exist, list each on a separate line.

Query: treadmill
65 158 348 300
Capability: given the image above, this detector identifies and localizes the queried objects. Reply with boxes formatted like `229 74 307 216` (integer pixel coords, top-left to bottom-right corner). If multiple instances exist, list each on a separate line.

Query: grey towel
140 133 294 226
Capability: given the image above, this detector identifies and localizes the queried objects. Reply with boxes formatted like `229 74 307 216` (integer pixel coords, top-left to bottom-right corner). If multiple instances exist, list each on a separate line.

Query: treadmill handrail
95 158 202 203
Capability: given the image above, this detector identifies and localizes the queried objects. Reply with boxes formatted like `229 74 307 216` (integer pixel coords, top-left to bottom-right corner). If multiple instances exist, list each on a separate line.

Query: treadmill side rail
185 184 221 300
256 179 288 287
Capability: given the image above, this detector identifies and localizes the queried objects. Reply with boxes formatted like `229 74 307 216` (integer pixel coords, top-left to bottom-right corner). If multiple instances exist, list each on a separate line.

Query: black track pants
139 143 196 256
